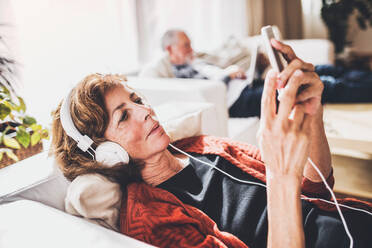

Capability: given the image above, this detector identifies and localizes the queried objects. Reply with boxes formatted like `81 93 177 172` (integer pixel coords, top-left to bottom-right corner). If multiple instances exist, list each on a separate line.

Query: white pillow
65 173 122 231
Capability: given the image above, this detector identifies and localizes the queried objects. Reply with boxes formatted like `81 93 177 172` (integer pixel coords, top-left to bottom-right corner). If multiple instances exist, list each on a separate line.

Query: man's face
168 32 194 65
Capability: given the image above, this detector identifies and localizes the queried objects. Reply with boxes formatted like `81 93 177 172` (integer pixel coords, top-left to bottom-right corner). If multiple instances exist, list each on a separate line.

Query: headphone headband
60 89 94 152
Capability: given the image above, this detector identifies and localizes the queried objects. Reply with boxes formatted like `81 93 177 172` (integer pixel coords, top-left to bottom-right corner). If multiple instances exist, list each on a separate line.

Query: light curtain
246 0 303 39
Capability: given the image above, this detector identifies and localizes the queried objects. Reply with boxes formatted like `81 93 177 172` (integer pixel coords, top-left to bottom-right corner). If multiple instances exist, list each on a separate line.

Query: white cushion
65 173 122 231
0 200 153 248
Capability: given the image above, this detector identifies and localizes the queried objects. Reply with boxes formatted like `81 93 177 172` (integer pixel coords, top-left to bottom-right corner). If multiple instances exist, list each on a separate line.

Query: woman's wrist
267 173 302 190
266 168 303 186
266 170 304 248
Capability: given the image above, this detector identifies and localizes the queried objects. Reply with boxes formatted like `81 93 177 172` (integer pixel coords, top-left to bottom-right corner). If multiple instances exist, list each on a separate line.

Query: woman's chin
157 131 171 150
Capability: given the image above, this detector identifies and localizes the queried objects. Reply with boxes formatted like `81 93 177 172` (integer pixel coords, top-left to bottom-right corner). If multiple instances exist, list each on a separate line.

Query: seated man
140 29 265 117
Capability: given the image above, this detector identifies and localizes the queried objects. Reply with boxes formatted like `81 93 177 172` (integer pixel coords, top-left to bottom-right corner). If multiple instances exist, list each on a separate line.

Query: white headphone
59 88 130 167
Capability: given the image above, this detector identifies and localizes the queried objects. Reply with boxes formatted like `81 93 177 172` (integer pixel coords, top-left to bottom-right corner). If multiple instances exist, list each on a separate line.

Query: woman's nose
136 103 154 121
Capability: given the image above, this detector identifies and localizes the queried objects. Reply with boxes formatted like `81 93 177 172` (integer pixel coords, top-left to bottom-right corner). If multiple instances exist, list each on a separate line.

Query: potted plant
321 0 372 55
0 38 49 168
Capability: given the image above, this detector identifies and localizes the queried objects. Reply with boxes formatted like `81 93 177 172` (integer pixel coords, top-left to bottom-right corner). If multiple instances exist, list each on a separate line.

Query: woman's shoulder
65 173 122 231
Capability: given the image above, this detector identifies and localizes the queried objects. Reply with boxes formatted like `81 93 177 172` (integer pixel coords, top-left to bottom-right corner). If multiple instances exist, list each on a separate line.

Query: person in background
140 29 246 82
140 29 266 117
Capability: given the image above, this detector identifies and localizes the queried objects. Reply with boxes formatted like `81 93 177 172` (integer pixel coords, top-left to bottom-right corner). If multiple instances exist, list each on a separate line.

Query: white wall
10 0 138 126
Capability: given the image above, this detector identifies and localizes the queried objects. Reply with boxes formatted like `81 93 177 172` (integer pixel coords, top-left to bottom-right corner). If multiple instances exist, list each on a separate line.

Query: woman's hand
271 40 332 182
258 69 311 180
259 69 311 248
271 39 323 115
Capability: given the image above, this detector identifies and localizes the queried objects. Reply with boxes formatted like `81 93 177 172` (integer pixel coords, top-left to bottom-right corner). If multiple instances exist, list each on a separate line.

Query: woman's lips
148 123 161 138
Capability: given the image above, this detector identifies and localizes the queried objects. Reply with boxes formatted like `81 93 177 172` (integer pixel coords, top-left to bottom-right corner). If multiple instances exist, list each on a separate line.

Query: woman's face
103 84 170 160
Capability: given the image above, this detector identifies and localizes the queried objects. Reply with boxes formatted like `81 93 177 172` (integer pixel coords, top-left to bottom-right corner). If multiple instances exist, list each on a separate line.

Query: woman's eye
134 97 143 104
119 110 128 122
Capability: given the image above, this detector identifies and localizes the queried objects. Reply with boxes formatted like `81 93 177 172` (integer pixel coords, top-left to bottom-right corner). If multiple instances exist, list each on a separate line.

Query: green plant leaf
23 116 36 125
16 128 31 148
18 126 26 132
0 103 11 120
0 126 11 144
2 100 16 111
5 149 18 162
31 132 41 146
16 97 26 112
41 129 49 140
0 92 7 99
0 84 9 94
30 123 42 132
3 136 21 149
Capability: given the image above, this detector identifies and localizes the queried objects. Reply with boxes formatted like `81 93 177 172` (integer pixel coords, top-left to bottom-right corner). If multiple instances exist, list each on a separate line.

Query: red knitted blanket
120 135 372 248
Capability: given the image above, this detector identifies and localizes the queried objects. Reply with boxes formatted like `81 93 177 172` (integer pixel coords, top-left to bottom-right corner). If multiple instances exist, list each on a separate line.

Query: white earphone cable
169 143 372 248
307 157 353 248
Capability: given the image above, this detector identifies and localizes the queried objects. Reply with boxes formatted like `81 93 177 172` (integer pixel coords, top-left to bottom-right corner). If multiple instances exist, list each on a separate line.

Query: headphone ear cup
95 141 129 167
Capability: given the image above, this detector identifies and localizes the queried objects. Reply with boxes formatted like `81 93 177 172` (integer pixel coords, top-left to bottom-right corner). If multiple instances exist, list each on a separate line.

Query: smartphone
261 25 285 73
261 25 286 98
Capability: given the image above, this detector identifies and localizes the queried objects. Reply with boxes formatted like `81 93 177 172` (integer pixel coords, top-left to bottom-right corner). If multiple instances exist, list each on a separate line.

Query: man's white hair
161 29 185 51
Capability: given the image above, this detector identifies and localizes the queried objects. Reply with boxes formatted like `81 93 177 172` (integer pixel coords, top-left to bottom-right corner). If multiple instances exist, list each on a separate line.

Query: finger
277 70 303 121
290 105 305 130
261 69 278 124
296 73 323 102
301 113 312 136
301 62 315 72
277 59 303 88
271 39 297 61
278 61 316 88
299 97 321 116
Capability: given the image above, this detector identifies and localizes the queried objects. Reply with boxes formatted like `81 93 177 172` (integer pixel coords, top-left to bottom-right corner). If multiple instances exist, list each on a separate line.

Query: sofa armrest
0 200 154 248
127 77 228 137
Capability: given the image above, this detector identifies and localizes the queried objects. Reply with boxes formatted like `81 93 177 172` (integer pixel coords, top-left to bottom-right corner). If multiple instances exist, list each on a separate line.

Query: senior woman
51 41 372 248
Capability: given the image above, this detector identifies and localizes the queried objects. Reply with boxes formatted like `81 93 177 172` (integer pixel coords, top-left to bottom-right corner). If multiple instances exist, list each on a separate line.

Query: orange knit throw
120 135 372 248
